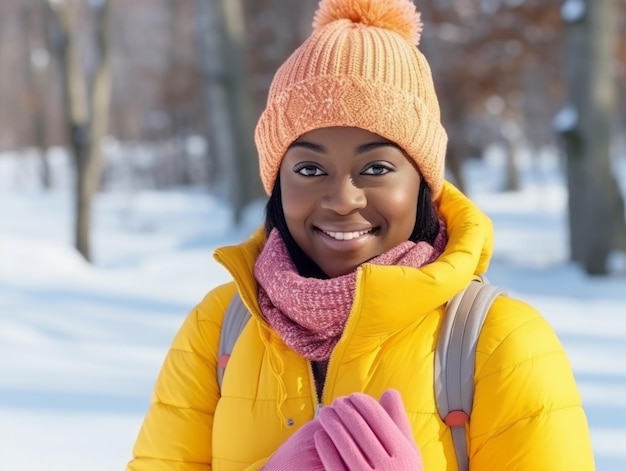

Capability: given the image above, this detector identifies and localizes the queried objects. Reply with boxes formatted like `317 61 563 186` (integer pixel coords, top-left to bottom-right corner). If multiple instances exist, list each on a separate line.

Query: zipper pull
314 403 324 418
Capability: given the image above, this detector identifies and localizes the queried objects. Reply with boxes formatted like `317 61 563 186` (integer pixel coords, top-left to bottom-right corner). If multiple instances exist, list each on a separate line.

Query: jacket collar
213 181 493 326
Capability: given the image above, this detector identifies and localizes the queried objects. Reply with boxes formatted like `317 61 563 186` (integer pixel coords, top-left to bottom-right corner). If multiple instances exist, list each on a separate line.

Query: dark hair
264 179 440 278
410 182 440 244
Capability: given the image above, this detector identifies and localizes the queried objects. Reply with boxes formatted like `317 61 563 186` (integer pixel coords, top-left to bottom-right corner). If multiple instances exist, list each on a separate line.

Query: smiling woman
126 0 595 470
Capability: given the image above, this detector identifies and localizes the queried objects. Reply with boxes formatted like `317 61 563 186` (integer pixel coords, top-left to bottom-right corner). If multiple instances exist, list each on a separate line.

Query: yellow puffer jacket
127 182 595 471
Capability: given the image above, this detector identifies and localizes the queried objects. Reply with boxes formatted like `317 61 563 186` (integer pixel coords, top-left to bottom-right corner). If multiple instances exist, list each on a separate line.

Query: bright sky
0 147 625 470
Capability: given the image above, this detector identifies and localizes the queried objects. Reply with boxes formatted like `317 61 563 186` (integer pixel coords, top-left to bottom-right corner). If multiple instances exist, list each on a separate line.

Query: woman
126 0 595 469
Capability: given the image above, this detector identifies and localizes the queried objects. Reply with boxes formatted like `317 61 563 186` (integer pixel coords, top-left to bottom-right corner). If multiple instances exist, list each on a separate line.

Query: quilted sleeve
126 283 236 471
469 296 595 471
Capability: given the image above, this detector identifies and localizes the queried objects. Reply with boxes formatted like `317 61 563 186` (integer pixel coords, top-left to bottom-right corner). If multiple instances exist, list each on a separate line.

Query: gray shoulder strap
217 292 251 390
435 278 504 471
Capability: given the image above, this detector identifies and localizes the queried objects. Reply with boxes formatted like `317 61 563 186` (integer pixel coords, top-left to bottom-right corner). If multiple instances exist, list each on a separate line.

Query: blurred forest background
0 0 625 275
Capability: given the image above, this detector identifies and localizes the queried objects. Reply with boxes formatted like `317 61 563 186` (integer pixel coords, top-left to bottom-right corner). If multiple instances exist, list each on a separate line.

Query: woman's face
279 126 421 278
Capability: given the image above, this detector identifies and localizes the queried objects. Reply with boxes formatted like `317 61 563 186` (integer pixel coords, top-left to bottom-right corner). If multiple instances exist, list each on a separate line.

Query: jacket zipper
310 349 338 418
308 361 323 417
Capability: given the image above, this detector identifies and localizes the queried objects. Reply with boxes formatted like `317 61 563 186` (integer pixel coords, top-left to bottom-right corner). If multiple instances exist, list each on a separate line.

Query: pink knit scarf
253 225 447 361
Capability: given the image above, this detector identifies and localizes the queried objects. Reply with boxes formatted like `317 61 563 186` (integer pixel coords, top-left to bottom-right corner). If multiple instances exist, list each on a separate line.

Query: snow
0 149 625 470
553 105 579 133
561 0 587 23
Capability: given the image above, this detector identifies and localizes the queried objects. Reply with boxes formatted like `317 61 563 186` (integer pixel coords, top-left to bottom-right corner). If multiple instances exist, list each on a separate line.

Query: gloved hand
314 389 423 471
262 417 324 471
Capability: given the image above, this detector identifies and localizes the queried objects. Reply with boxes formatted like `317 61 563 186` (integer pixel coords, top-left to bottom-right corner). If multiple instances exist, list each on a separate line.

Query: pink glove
314 390 423 471
262 418 324 471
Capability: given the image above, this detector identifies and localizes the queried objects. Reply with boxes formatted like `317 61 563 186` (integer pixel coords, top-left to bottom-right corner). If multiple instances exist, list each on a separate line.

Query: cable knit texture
254 0 448 197
254 224 447 361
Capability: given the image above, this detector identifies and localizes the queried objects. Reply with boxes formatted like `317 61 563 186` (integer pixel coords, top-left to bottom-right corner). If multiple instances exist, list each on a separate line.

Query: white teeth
324 229 371 241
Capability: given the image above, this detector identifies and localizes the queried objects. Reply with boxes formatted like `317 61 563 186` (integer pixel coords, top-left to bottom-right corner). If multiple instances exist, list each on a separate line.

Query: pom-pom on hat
254 0 448 198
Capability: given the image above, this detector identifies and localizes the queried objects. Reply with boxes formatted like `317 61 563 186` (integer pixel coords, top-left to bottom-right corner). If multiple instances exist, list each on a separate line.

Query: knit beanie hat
254 0 448 198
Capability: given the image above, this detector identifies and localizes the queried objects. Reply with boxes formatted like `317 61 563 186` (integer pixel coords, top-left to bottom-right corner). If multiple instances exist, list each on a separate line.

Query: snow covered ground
0 147 625 470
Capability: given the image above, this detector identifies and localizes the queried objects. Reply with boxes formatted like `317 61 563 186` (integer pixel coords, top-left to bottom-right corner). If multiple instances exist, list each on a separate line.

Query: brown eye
294 164 326 177
362 163 393 175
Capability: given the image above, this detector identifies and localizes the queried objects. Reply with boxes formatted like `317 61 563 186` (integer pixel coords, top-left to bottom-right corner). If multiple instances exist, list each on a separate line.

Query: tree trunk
502 104 522 193
87 0 111 195
195 0 233 190
48 0 111 262
561 0 625 274
445 146 466 194
503 138 521 192
22 1 52 188
220 0 263 222
197 0 262 224
581 0 624 274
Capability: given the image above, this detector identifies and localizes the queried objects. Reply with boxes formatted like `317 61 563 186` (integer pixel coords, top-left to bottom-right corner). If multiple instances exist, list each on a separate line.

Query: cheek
282 196 305 224
279 175 313 224
379 186 419 229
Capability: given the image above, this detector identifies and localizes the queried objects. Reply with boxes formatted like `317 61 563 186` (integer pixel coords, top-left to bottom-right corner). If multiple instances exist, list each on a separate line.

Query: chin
319 259 367 278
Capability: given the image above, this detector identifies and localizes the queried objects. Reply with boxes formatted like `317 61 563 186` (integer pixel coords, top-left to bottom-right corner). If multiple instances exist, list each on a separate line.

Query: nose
320 176 366 215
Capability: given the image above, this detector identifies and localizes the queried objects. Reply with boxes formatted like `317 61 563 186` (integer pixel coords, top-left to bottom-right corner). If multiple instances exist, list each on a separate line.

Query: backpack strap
217 292 251 390
435 278 504 471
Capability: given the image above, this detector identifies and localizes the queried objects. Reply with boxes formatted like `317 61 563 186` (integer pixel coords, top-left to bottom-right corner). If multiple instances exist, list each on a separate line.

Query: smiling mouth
320 228 374 241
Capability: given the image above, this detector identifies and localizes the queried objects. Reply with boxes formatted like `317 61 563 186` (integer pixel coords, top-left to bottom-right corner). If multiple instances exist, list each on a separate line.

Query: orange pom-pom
313 0 423 45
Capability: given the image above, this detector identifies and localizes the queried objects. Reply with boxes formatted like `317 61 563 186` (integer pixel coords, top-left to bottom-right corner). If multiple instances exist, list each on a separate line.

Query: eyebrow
288 141 401 154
